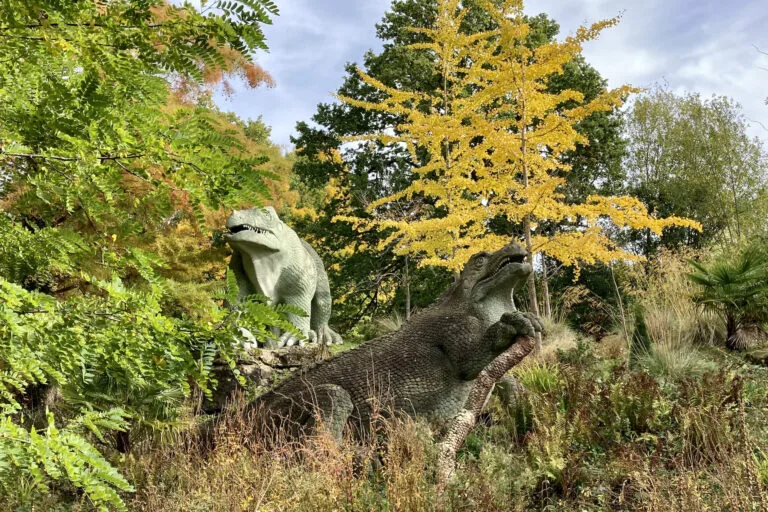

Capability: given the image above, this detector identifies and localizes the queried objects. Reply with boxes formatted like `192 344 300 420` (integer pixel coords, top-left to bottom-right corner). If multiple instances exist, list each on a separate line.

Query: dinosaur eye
475 254 487 268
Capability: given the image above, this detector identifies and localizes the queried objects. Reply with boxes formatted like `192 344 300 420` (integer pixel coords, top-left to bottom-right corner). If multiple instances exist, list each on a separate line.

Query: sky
217 0 768 150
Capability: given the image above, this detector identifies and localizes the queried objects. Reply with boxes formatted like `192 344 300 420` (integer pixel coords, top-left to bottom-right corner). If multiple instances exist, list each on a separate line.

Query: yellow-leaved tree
334 0 699 320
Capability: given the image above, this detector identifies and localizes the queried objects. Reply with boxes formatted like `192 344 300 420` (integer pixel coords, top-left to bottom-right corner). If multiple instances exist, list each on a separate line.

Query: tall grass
537 316 579 361
125 403 437 512
16 352 765 511
623 251 720 379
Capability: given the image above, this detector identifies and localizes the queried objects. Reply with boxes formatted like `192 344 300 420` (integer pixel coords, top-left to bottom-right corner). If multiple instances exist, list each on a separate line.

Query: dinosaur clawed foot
500 311 545 338
278 332 304 347
277 326 343 348
491 311 545 351
315 325 343 346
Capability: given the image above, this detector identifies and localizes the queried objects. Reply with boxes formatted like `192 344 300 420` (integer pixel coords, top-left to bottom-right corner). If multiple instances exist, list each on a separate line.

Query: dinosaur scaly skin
226 206 342 347
247 241 542 438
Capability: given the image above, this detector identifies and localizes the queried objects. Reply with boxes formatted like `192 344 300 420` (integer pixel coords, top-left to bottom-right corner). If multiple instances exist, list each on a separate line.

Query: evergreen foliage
0 1 290 508
688 245 768 350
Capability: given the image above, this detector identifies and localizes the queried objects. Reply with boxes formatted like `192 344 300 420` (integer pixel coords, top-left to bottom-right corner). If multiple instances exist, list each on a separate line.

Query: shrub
539 317 579 361
625 257 717 380
515 361 562 395
0 411 133 511
688 244 768 350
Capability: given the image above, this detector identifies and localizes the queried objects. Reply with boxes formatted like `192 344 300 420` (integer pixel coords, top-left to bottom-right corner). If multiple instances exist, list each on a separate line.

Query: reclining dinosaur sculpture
245 241 542 443
225 206 342 347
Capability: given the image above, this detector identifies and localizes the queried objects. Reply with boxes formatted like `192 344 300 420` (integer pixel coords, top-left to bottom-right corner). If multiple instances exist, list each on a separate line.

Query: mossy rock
746 348 768 367
203 345 326 413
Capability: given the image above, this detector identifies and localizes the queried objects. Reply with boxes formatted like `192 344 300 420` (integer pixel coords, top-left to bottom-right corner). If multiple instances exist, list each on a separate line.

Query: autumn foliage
334 0 699 273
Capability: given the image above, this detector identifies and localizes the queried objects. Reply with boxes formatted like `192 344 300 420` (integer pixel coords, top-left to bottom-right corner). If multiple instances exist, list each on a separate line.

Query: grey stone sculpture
246 241 542 440
225 206 342 347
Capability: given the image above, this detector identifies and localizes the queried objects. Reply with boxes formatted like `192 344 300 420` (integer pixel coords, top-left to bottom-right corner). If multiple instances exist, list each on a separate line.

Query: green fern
0 0 285 508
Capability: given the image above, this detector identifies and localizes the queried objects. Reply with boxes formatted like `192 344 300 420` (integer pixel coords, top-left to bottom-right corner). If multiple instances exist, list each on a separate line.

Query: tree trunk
518 77 541 350
725 315 743 351
437 335 535 487
404 255 411 321
523 221 540 314
541 256 551 318
523 223 541 351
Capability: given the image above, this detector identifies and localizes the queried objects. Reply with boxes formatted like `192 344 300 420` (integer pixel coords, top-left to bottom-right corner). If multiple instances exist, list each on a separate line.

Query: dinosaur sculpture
246 241 542 441
225 206 342 347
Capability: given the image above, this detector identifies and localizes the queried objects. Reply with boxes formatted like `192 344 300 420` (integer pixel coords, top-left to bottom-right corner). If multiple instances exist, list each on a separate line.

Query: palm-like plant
687 246 768 350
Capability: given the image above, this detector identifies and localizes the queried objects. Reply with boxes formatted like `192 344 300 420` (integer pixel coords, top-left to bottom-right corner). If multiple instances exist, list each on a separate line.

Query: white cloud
216 0 768 148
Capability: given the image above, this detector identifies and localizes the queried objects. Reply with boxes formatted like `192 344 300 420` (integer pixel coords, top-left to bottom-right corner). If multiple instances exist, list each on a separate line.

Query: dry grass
99 356 768 512
618 251 719 379
625 250 725 347
537 316 579 361
125 402 437 512
631 455 768 511
597 333 628 359
374 311 405 335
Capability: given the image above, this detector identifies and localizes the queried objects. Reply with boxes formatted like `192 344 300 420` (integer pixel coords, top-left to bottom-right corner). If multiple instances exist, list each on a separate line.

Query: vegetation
0 1 293 509
1 0 768 510
118 314 768 511
688 245 768 350
290 0 632 325
624 87 768 251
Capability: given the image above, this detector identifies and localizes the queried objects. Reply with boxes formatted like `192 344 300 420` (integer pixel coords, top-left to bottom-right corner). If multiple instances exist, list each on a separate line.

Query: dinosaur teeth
488 254 526 278
229 224 270 235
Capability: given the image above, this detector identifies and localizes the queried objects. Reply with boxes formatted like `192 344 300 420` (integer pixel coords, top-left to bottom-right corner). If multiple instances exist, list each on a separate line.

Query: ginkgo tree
335 0 699 317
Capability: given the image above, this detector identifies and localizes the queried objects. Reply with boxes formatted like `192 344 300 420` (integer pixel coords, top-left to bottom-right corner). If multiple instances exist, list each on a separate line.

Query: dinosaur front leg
454 311 543 379
276 269 317 347
278 284 315 347
484 311 544 353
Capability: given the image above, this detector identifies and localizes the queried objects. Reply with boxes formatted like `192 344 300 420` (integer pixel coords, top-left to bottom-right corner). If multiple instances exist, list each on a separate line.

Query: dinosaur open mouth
482 254 526 282
228 224 271 235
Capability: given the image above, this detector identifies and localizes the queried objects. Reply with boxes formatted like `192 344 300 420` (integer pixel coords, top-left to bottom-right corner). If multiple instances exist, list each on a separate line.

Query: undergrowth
5 339 760 511
5 252 768 511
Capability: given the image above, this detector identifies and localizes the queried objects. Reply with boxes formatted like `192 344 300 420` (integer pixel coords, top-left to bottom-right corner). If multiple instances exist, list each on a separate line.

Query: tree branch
2 152 145 162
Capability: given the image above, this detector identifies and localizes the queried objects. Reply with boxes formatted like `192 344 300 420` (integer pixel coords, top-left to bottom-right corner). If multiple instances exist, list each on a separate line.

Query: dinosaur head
225 206 285 252
460 242 531 310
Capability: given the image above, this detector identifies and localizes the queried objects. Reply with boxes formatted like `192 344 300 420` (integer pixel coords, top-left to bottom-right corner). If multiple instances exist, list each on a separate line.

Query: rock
202 345 323 413
258 345 324 368
746 349 768 366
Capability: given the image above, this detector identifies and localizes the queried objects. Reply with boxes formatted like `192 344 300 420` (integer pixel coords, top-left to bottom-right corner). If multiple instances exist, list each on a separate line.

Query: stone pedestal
203 345 326 413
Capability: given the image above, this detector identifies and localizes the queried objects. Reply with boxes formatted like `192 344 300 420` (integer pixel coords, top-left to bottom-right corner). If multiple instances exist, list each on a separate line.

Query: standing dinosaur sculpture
225 206 342 347
245 241 542 447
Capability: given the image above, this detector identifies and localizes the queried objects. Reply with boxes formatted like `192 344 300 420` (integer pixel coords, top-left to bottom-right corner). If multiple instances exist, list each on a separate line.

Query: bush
688 244 768 350
539 316 580 360
515 361 562 395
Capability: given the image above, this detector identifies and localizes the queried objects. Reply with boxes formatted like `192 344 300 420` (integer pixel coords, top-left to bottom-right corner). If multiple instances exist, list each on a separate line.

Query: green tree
0 1 287 508
625 87 768 253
